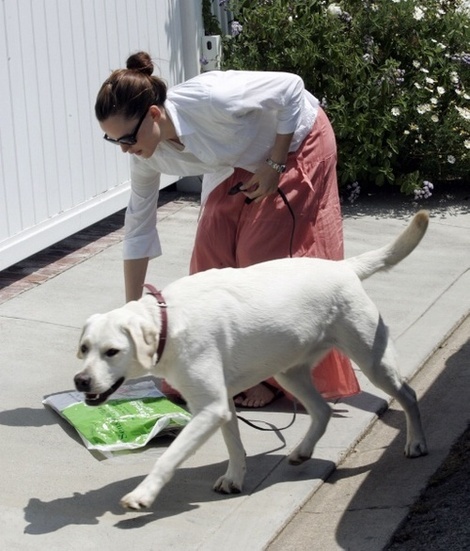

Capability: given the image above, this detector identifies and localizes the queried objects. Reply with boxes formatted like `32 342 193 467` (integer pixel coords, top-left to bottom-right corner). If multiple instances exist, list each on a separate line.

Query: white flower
447 155 456 164
437 86 445 95
417 104 431 114
230 21 243 36
414 82 422 89
414 7 425 20
413 60 421 69
450 72 459 84
425 77 435 85
327 3 342 16
456 0 470 15
431 97 438 105
455 106 470 120
420 68 430 74
464 140 470 150
431 115 439 122
391 107 401 116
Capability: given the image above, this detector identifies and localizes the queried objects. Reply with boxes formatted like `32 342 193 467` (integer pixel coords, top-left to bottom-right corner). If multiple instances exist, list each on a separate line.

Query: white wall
0 0 203 270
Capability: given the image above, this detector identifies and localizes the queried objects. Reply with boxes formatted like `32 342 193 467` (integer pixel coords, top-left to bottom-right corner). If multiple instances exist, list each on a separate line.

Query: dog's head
74 304 158 406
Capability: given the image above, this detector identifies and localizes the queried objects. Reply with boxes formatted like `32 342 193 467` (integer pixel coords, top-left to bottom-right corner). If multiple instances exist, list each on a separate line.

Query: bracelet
266 158 286 174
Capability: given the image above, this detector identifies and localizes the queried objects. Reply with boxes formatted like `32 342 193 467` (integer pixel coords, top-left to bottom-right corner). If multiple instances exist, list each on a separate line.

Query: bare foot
234 383 281 408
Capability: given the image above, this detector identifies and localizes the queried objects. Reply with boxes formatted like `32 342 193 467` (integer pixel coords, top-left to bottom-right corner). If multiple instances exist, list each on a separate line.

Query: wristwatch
266 157 286 174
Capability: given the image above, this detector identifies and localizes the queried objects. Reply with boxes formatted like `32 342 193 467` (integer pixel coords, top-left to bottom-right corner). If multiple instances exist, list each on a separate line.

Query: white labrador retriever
75 211 429 510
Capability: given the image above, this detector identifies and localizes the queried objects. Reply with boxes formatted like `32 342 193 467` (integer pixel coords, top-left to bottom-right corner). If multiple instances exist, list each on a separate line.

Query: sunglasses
103 109 148 145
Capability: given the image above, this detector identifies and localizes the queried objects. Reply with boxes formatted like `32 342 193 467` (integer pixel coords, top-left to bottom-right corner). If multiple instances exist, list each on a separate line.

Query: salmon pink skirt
179 108 359 400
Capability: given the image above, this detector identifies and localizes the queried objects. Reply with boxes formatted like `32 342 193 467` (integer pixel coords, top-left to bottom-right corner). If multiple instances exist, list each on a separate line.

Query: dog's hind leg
393 381 427 457
366 362 427 458
340 313 428 458
275 363 332 465
213 399 247 494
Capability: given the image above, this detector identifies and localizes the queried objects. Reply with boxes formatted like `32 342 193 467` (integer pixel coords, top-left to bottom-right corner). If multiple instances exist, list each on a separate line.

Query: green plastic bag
43 379 191 453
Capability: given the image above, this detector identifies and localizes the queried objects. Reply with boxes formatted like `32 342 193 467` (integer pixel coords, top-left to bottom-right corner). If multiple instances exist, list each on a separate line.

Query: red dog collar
143 284 167 363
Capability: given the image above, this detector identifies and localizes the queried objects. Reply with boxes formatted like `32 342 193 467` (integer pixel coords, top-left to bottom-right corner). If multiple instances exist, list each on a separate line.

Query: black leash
229 182 298 432
236 400 298 432
228 182 296 259
277 187 296 259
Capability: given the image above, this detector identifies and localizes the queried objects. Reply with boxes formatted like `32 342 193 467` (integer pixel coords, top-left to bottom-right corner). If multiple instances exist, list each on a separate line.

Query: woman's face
99 106 162 158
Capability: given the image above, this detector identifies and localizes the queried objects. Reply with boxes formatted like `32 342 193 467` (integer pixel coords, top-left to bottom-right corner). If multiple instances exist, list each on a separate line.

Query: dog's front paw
120 487 155 510
213 475 242 495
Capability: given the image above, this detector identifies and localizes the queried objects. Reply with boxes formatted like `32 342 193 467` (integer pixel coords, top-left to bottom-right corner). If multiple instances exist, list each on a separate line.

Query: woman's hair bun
126 51 154 77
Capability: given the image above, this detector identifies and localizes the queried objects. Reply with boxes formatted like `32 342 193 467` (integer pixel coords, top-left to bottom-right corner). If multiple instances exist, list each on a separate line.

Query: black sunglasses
103 109 148 145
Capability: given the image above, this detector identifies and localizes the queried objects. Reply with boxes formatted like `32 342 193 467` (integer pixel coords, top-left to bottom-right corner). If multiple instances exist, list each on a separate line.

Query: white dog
75 211 429 510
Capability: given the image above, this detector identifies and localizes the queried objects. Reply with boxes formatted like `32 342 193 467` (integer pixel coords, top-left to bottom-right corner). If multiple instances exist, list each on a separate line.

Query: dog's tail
345 210 429 281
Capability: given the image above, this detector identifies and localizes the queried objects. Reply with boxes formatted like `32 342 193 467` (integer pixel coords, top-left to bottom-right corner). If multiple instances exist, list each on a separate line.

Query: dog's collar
143 283 167 364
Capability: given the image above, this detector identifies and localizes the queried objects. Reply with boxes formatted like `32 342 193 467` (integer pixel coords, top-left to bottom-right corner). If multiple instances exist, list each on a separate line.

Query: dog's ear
123 317 158 370
76 314 101 359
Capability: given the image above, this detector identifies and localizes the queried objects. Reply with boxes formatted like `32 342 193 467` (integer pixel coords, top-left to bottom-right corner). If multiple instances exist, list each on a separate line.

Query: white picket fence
0 0 203 271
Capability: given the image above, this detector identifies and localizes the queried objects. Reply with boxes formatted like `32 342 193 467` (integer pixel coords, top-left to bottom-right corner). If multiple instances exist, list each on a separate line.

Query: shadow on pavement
23 454 336 535
333 325 470 550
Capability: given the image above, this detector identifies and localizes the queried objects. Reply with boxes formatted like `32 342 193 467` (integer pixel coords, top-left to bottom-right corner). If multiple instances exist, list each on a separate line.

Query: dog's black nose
74 373 92 392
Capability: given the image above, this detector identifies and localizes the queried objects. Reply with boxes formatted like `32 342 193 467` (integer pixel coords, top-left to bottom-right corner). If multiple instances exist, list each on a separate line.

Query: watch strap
266 158 286 174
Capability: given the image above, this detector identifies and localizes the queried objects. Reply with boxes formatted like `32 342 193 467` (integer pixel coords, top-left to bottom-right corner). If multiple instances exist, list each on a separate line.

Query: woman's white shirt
124 70 319 260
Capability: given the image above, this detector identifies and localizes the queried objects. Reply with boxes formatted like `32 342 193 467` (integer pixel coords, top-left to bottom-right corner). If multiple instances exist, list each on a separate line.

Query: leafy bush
220 0 470 195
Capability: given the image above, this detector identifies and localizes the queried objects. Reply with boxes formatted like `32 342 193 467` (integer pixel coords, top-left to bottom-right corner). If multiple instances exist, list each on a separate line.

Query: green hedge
220 0 470 195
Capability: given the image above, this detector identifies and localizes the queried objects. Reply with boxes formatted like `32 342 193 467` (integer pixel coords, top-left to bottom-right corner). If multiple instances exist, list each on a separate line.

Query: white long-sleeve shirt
124 70 319 260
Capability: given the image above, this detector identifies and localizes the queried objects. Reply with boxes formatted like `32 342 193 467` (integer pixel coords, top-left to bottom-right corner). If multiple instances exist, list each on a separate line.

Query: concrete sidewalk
0 188 469 550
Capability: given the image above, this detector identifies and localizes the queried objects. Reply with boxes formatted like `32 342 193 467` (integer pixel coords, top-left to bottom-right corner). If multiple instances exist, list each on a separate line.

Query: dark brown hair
95 52 167 121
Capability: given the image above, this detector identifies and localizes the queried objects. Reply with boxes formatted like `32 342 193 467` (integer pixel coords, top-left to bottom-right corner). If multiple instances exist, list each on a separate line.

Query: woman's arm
122 159 162 302
124 258 149 302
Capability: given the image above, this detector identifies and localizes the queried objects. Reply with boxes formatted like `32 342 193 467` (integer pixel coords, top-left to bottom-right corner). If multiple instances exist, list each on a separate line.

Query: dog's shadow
23 473 197 534
23 452 338 534
15 392 389 534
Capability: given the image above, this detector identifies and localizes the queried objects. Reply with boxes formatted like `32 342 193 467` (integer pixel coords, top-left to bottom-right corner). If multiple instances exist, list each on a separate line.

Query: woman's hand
242 163 281 203
241 132 293 202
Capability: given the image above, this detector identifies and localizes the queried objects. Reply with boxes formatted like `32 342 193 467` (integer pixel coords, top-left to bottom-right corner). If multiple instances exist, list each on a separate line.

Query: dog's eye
80 344 88 355
105 348 119 358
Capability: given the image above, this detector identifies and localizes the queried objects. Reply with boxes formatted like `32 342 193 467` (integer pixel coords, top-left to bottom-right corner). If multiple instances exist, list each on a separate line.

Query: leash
236 400 298 432
143 283 168 363
277 187 296 259
229 183 298 432
228 183 296 258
